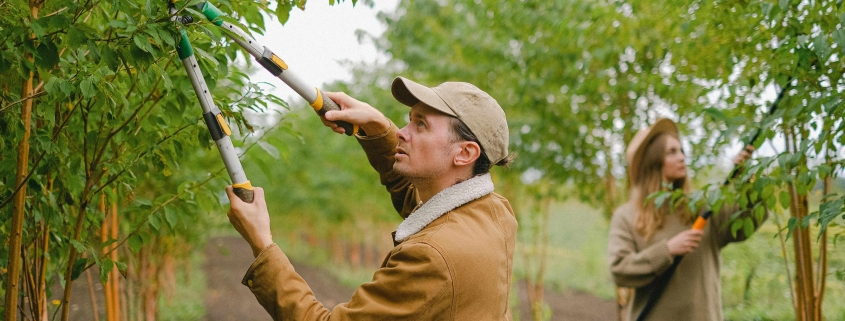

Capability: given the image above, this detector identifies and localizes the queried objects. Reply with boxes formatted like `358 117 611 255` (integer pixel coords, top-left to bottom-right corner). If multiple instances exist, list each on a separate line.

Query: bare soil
204 235 616 321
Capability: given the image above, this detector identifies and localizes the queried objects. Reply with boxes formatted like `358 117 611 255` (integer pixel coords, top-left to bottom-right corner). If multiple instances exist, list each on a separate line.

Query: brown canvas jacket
607 195 766 321
241 122 518 321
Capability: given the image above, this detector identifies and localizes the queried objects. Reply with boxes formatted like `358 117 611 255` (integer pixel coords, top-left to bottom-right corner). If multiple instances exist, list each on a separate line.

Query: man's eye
418 121 426 128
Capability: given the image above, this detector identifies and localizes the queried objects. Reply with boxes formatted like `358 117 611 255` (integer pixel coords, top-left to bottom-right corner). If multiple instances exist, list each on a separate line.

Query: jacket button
248 279 254 288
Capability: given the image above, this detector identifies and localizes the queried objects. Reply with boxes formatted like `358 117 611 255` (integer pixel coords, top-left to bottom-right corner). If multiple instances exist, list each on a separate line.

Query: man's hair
448 117 514 176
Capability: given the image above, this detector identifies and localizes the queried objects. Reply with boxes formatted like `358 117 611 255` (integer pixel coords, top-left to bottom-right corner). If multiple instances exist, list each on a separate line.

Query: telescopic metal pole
175 29 254 202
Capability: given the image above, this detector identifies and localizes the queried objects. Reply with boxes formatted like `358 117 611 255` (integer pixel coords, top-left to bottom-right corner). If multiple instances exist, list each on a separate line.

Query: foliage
0 0 303 318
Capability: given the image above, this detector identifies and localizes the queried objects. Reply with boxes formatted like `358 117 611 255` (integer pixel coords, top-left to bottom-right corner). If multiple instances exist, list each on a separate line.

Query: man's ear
454 141 481 167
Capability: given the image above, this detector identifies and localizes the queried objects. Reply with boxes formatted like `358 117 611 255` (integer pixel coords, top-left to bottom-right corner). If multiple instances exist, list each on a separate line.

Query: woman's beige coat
608 197 765 321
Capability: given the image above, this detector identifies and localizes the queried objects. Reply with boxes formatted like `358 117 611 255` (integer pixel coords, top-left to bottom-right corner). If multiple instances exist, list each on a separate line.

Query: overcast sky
250 0 399 104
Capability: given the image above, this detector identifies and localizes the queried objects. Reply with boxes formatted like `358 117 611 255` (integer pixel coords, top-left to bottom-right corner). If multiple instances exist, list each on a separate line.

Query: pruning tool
169 3 254 203
690 80 791 231
194 1 359 135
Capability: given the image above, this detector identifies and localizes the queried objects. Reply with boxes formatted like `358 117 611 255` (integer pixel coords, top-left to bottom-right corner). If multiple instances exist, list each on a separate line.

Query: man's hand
667 229 704 256
226 186 273 258
734 145 755 165
322 92 390 136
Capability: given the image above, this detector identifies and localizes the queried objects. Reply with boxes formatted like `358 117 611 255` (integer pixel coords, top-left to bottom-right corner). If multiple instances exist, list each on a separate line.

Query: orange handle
692 216 707 230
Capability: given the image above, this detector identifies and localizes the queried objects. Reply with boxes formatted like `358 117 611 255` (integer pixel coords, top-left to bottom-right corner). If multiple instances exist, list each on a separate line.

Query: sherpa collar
393 173 494 242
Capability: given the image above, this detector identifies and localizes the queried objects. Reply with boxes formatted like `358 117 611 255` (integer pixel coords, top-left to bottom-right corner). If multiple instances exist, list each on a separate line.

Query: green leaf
164 206 178 229
31 20 46 39
275 0 293 24
81 77 97 98
70 239 87 252
818 164 832 180
35 41 59 68
67 26 88 48
786 217 797 239
133 34 152 52
148 214 161 231
833 30 845 54
128 234 144 253
108 19 128 29
99 258 114 284
742 217 755 238
813 36 830 61
779 0 790 10
731 219 743 238
71 257 89 281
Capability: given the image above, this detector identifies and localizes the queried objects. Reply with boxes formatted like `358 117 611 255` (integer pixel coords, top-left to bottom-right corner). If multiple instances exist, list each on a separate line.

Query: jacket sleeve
241 243 453 321
710 197 768 248
607 208 674 288
356 121 417 218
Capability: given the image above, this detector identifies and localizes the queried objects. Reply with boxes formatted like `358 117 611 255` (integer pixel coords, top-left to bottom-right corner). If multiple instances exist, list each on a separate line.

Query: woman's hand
734 145 755 165
226 186 273 258
321 92 390 136
667 229 704 256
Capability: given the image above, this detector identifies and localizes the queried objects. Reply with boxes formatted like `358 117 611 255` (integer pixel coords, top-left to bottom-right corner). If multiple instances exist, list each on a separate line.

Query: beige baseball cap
626 118 679 184
391 76 509 164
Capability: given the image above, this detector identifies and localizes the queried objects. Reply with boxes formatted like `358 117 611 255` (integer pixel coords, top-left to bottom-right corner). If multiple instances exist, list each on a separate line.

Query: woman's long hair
631 133 694 239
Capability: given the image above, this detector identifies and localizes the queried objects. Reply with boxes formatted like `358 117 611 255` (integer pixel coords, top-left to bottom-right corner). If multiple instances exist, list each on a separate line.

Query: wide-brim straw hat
626 118 680 184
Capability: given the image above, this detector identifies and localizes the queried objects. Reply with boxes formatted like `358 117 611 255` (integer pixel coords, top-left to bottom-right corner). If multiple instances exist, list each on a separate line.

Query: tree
0 0 331 319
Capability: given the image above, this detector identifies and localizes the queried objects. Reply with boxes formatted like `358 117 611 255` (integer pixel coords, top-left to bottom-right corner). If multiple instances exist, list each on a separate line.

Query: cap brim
391 77 456 116
629 118 680 183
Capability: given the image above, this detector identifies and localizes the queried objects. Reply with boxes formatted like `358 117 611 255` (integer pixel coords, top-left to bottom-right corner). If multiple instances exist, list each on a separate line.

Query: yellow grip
216 114 232 136
310 88 324 112
232 181 253 190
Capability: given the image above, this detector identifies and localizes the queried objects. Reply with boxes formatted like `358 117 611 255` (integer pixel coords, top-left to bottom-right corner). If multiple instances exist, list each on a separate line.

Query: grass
532 199 845 320
158 251 207 321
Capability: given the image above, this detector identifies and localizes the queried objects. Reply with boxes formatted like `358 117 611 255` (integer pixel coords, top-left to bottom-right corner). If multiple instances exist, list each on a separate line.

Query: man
225 76 517 320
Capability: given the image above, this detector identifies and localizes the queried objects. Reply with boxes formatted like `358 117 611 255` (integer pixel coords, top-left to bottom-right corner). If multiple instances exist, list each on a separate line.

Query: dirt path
204 235 615 321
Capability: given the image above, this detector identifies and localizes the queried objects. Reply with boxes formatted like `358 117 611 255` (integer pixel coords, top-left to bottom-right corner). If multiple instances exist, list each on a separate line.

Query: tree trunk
110 197 121 321
101 195 115 321
4 41 37 321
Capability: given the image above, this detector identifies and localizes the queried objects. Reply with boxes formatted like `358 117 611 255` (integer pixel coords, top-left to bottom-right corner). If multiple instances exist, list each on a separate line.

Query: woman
607 118 762 321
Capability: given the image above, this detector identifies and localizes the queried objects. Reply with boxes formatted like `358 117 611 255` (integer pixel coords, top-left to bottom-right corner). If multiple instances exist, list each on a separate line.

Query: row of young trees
2 0 844 320
0 0 311 319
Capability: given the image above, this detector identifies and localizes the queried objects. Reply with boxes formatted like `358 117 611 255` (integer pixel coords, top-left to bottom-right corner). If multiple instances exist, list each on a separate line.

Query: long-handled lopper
194 1 360 136
170 5 254 203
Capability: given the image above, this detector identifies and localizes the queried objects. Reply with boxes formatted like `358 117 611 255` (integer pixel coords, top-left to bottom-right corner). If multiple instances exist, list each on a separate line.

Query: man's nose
397 125 409 142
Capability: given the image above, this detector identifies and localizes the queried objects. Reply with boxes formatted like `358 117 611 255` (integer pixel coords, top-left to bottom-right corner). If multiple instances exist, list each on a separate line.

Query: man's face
394 103 460 180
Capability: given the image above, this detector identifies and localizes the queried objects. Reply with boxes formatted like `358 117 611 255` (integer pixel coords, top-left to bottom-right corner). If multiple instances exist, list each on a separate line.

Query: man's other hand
226 186 273 258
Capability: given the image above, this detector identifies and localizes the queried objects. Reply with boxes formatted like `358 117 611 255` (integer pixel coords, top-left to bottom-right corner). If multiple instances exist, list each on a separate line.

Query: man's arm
226 186 452 320
242 242 453 321
322 92 417 217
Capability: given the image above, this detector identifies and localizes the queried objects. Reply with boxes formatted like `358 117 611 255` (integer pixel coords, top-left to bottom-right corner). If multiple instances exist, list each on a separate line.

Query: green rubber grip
200 1 224 26
176 30 193 60
318 92 356 136
234 187 254 203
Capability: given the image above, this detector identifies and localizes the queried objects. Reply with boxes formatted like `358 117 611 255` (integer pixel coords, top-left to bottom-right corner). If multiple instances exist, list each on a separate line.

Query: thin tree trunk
110 196 121 321
86 267 101 321
100 194 115 321
814 177 830 321
772 206 797 312
37 222 49 321
4 41 37 321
